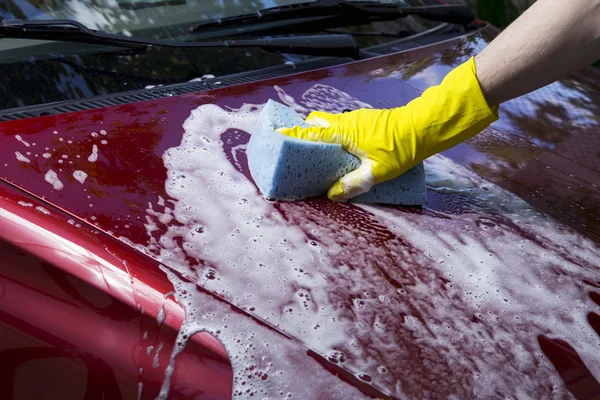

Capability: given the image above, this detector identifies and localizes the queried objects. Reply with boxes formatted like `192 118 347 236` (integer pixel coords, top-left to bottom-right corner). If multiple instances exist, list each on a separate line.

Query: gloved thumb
276 124 342 145
277 111 341 143
327 160 375 201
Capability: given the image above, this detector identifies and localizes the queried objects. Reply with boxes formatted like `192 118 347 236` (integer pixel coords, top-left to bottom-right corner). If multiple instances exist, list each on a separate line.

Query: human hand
278 57 499 201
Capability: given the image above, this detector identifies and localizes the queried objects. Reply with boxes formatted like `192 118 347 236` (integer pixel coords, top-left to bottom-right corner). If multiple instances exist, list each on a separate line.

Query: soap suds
156 303 166 327
88 145 99 162
15 135 30 147
73 170 88 184
141 86 600 399
15 151 30 163
158 266 366 400
189 74 215 82
35 206 51 215
44 170 64 190
152 342 163 368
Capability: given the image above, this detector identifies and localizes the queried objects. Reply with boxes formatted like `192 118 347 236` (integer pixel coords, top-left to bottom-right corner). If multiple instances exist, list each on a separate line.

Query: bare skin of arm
475 0 600 107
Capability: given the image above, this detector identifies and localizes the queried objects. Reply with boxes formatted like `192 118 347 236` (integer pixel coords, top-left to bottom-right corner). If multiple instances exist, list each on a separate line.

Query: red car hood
1 26 600 399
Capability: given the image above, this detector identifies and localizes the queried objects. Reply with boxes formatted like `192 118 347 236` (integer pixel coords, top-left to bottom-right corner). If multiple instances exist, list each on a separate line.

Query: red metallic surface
0 182 233 399
1 25 600 399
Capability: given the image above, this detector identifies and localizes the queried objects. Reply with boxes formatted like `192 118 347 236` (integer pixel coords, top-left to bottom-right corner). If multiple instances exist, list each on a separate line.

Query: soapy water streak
146 85 600 398
157 265 366 399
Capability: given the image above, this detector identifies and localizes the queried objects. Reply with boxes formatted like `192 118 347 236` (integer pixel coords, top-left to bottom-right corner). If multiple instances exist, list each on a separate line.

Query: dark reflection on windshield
0 0 429 112
0 44 304 110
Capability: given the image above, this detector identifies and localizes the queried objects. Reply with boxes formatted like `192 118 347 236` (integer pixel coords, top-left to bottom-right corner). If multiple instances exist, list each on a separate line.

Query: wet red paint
538 336 600 400
0 23 599 398
0 182 233 399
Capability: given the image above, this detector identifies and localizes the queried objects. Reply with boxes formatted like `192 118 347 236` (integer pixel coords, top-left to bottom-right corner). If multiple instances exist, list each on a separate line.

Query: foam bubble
157 303 166 327
73 170 88 184
15 135 30 147
44 169 64 190
88 145 99 162
15 151 30 163
35 206 51 215
152 342 163 368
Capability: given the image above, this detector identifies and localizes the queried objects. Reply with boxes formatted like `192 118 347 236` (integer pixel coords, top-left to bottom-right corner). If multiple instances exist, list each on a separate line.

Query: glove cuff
410 56 500 162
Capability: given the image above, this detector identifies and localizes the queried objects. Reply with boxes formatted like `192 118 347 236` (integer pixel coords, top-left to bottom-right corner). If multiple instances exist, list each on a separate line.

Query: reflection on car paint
142 86 600 398
0 187 235 399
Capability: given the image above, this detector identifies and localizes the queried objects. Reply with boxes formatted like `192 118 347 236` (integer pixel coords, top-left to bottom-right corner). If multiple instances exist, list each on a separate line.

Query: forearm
475 0 600 106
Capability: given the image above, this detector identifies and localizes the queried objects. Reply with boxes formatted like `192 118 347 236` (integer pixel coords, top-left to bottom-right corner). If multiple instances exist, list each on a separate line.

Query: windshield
1 0 417 41
0 0 464 115
0 0 392 37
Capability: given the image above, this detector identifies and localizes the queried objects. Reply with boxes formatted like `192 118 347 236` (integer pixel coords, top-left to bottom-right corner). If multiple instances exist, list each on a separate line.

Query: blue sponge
246 100 426 205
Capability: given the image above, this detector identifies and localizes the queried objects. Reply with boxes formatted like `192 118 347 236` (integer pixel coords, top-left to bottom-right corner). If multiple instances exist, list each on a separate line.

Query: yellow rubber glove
277 57 499 201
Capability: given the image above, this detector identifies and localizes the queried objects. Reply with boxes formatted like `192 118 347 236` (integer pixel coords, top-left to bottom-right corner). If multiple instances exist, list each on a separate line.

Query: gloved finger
304 111 341 128
277 125 344 145
327 161 375 201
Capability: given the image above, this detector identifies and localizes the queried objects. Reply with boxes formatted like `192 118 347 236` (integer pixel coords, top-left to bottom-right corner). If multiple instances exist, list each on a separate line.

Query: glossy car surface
1 8 600 400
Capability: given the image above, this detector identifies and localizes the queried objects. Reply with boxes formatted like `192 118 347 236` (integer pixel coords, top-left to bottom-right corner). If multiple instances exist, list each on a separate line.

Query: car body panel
0 181 234 399
1 25 599 399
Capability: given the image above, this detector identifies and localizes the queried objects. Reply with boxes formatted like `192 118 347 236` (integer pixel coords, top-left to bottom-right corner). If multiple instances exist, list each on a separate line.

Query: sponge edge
246 99 426 205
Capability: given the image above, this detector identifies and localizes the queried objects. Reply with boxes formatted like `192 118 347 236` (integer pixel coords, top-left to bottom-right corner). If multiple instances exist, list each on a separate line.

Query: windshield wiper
189 0 475 37
0 19 359 58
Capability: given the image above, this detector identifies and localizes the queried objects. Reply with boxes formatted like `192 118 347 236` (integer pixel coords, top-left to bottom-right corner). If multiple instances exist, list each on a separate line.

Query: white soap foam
88 144 99 162
44 170 64 190
190 74 215 82
73 170 88 184
152 342 163 368
158 266 366 400
156 303 166 327
141 86 600 399
17 201 33 207
35 206 51 215
15 151 30 163
15 135 30 147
